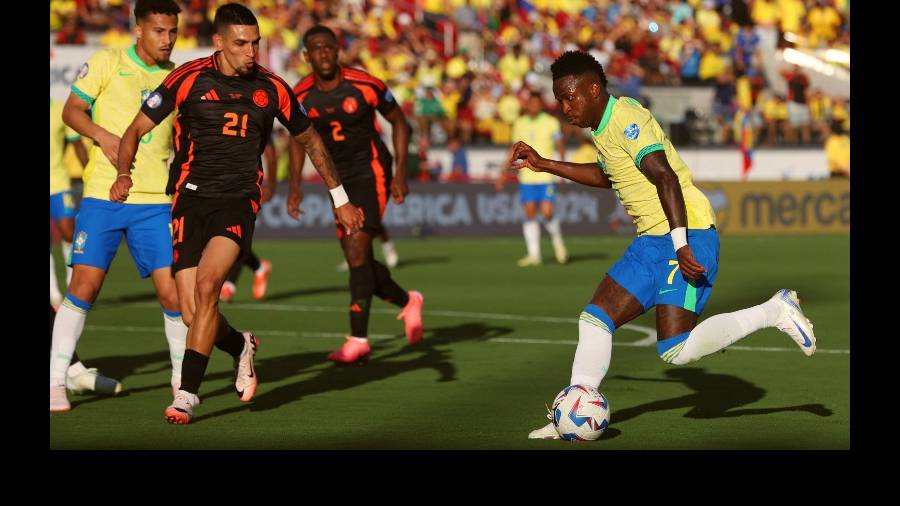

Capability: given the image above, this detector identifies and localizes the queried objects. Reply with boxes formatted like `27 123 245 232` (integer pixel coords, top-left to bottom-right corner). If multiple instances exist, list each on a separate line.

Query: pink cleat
327 337 371 364
396 291 424 345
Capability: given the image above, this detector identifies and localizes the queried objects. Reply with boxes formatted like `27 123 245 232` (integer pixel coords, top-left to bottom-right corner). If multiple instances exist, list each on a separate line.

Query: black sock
215 321 246 358
372 260 409 307
349 264 376 337
244 250 261 271
180 349 210 394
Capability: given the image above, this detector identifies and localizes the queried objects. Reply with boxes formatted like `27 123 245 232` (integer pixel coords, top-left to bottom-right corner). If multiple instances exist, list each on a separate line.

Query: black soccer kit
143 53 311 272
293 66 398 237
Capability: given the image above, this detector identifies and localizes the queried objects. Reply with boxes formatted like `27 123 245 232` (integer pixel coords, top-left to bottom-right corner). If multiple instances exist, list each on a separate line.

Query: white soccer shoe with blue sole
772 289 816 356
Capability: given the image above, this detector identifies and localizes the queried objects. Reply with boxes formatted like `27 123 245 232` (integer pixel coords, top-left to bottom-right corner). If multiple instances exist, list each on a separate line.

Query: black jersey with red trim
292 67 398 183
142 53 311 208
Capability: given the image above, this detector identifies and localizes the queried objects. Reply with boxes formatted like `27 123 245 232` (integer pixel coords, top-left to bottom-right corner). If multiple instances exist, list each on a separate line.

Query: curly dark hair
550 50 608 88
134 0 180 22
303 25 338 48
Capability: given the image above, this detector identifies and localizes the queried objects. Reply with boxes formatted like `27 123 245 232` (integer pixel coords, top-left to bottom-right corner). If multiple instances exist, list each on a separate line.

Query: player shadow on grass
262 285 348 302
607 368 833 424
189 322 513 423
68 350 174 409
393 256 450 268
562 252 608 265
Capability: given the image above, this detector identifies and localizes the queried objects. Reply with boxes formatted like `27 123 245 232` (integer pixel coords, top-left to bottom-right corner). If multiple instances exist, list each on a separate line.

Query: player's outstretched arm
110 111 157 203
62 93 121 167
384 107 411 204
294 125 364 233
286 137 307 220
640 151 706 280
508 141 611 188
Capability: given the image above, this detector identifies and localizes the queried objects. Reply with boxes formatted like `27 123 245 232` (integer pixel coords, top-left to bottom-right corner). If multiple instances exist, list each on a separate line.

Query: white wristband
671 227 688 251
329 184 349 208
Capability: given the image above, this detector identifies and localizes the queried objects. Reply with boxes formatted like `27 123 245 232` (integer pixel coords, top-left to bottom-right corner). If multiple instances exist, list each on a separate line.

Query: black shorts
171 194 257 273
336 153 393 238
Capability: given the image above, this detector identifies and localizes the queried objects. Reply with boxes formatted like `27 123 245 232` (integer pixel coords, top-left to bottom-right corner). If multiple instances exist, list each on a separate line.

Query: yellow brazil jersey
512 112 560 185
590 96 715 236
70 45 175 204
50 98 80 195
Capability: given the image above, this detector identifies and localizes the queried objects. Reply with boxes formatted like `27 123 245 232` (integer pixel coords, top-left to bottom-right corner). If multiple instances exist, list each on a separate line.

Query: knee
194 277 221 308
67 274 101 303
157 290 180 313
179 307 194 327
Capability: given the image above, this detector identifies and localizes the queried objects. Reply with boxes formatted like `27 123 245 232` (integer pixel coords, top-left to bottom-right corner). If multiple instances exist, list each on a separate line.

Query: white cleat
554 243 568 264
165 389 200 425
50 385 71 412
772 289 817 356
66 368 123 395
383 243 399 268
337 260 349 272
528 422 561 440
235 333 260 402
517 255 542 267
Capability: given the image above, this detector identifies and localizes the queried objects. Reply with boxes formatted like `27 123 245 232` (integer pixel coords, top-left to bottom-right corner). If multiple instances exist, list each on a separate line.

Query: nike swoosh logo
658 289 679 295
792 319 813 347
118 71 134 76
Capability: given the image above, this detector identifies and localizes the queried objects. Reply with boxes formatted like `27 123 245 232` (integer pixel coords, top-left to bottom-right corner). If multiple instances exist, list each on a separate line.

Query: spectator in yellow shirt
824 120 850 178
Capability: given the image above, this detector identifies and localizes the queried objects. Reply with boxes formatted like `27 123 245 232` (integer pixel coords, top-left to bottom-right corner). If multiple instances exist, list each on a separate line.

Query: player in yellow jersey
50 97 88 308
508 52 818 440
50 97 121 397
50 0 188 413
498 90 568 266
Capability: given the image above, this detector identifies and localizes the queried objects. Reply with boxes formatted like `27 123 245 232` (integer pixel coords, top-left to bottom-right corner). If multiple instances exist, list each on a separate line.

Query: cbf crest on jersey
624 123 640 140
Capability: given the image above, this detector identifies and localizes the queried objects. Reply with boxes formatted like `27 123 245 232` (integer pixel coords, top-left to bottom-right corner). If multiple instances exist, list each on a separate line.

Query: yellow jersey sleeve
70 49 116 105
611 97 666 169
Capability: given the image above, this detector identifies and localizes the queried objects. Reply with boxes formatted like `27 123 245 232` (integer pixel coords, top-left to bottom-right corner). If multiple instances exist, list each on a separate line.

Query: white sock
50 252 63 306
350 336 369 343
50 299 89 387
62 241 73 285
163 311 188 387
570 312 613 388
667 298 783 365
382 240 396 256
544 218 565 250
523 220 541 259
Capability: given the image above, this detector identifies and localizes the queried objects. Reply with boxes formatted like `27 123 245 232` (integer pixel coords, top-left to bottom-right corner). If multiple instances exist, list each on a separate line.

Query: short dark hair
303 25 337 48
134 0 181 22
214 3 258 34
550 50 608 88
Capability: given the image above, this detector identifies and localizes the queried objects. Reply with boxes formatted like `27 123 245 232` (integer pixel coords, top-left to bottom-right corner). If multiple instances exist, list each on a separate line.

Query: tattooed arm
292 125 364 232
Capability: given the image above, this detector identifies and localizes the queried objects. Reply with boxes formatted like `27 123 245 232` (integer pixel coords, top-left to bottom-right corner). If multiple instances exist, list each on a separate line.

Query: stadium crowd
51 0 850 177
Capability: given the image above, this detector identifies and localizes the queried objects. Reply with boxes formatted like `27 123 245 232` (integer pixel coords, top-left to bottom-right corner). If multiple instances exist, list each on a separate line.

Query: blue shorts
519 183 556 204
70 197 173 278
49 191 76 220
607 227 719 315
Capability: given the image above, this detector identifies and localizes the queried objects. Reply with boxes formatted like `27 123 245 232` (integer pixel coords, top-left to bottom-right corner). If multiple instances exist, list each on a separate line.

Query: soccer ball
551 385 610 441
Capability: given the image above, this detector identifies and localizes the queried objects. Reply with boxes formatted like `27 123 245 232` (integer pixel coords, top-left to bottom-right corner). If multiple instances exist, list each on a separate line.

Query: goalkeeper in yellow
509 51 819 440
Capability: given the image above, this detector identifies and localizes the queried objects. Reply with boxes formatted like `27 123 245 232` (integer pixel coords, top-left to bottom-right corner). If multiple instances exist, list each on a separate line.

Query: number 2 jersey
292 66 398 185
142 52 312 211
